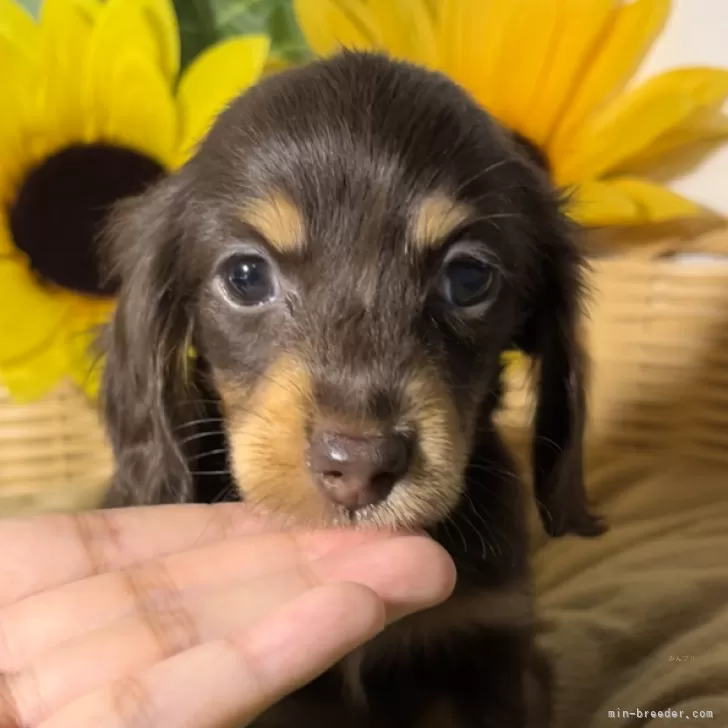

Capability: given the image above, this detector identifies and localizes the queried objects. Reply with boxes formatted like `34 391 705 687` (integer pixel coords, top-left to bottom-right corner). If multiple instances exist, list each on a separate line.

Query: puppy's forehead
197 53 517 255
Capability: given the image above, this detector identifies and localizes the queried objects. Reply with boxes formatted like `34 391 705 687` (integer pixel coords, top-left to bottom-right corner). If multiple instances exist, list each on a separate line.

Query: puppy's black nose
309 431 411 510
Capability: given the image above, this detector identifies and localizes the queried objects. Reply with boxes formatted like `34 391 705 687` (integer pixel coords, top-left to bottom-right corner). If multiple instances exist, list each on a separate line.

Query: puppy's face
201 189 513 529
103 53 600 537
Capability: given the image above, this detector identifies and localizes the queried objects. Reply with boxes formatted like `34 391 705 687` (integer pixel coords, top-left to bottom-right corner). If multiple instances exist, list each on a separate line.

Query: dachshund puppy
100 51 605 728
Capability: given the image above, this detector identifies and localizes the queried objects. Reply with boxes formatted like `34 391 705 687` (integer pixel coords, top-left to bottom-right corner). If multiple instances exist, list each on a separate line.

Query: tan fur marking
238 192 305 253
410 193 473 250
385 365 471 528
219 356 330 523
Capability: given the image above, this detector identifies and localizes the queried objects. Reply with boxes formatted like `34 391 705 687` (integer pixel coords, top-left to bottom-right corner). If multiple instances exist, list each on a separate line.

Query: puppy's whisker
188 447 229 463
419 154 515 199
468 461 520 483
459 506 490 560
534 435 566 454
467 479 523 527
210 484 240 504
173 417 226 433
443 513 469 554
177 399 225 408
179 430 228 447
189 469 233 477
449 158 516 196
459 491 500 560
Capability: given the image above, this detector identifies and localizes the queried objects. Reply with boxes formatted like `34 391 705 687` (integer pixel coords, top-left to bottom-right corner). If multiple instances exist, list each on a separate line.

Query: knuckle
223 632 268 699
138 603 200 662
71 510 120 577
121 559 180 613
109 675 156 728
121 560 200 661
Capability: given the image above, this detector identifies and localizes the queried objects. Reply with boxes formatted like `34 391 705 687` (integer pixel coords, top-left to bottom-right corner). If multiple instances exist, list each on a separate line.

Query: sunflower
292 0 728 228
0 0 270 402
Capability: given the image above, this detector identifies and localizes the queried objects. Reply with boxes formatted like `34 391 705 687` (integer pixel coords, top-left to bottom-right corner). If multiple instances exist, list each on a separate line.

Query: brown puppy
100 51 605 728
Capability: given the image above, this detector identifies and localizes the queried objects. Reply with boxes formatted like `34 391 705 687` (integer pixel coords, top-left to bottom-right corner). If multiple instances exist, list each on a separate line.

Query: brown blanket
522 440 728 727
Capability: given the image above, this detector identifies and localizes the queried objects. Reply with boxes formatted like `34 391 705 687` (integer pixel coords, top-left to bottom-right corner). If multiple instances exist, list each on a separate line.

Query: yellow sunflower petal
567 179 638 227
557 68 728 185
367 0 438 67
0 0 40 126
606 177 703 222
505 0 616 147
0 0 38 53
0 337 71 403
551 0 671 156
0 256 72 364
84 0 179 142
0 208 14 254
487 0 566 137
568 177 702 227
293 0 378 57
35 0 98 153
96 52 177 165
0 41 37 206
176 35 270 166
452 0 521 117
435 0 466 79
71 356 103 400
64 297 115 400
134 0 179 82
262 51 292 78
87 0 178 92
624 113 728 169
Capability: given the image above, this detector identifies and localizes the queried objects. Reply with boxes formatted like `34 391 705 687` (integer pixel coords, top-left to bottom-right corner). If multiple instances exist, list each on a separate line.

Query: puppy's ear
99 178 196 507
514 196 605 538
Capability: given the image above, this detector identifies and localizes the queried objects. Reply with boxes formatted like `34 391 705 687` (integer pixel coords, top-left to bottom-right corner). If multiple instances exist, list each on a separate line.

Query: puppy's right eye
222 254 279 306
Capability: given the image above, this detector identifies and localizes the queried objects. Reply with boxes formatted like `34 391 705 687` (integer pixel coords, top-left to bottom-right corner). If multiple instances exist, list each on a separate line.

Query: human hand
0 502 455 727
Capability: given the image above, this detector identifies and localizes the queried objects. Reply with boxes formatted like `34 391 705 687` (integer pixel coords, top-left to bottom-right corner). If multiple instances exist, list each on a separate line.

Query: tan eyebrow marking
410 193 474 250
238 191 305 253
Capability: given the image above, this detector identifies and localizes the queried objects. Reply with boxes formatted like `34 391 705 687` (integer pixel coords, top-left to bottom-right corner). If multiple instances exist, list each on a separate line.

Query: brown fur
99 51 605 726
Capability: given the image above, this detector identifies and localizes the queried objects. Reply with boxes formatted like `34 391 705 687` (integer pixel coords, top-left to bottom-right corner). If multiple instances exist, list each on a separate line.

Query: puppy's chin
230 471 464 532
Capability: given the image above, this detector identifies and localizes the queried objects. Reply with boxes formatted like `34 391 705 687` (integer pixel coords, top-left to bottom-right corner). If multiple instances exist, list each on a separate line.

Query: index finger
0 503 304 606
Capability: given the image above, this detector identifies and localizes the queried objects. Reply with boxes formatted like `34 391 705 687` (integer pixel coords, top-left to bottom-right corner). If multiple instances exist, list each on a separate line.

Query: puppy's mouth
217 356 470 530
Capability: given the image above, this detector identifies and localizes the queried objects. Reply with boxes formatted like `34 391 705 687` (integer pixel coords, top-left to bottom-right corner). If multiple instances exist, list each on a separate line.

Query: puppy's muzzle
308 428 413 510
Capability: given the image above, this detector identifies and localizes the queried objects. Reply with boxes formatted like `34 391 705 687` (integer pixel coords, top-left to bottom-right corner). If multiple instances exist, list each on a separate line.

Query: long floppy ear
99 177 198 507
514 195 606 538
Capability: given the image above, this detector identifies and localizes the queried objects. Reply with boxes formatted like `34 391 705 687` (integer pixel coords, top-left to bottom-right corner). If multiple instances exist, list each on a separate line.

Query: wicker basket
500 220 728 468
0 222 727 519
0 380 113 518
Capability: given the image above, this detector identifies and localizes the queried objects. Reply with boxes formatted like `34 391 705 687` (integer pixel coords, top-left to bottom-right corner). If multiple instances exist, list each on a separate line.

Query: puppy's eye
438 257 497 308
223 254 278 306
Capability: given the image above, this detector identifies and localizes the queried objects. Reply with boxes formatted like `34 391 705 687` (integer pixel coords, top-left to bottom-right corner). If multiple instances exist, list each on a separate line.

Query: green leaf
265 0 310 62
213 0 311 61
174 0 311 71
174 0 222 71
15 0 42 18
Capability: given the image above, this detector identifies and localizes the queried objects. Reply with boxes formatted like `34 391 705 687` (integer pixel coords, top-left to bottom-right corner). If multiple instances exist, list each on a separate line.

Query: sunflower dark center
9 143 166 296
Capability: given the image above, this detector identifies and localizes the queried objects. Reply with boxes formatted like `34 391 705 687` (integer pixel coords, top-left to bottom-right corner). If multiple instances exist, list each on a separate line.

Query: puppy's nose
308 431 411 510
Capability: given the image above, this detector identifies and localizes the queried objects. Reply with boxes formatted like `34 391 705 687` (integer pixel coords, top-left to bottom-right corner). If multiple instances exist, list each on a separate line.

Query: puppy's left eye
222 254 279 306
438 256 497 309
